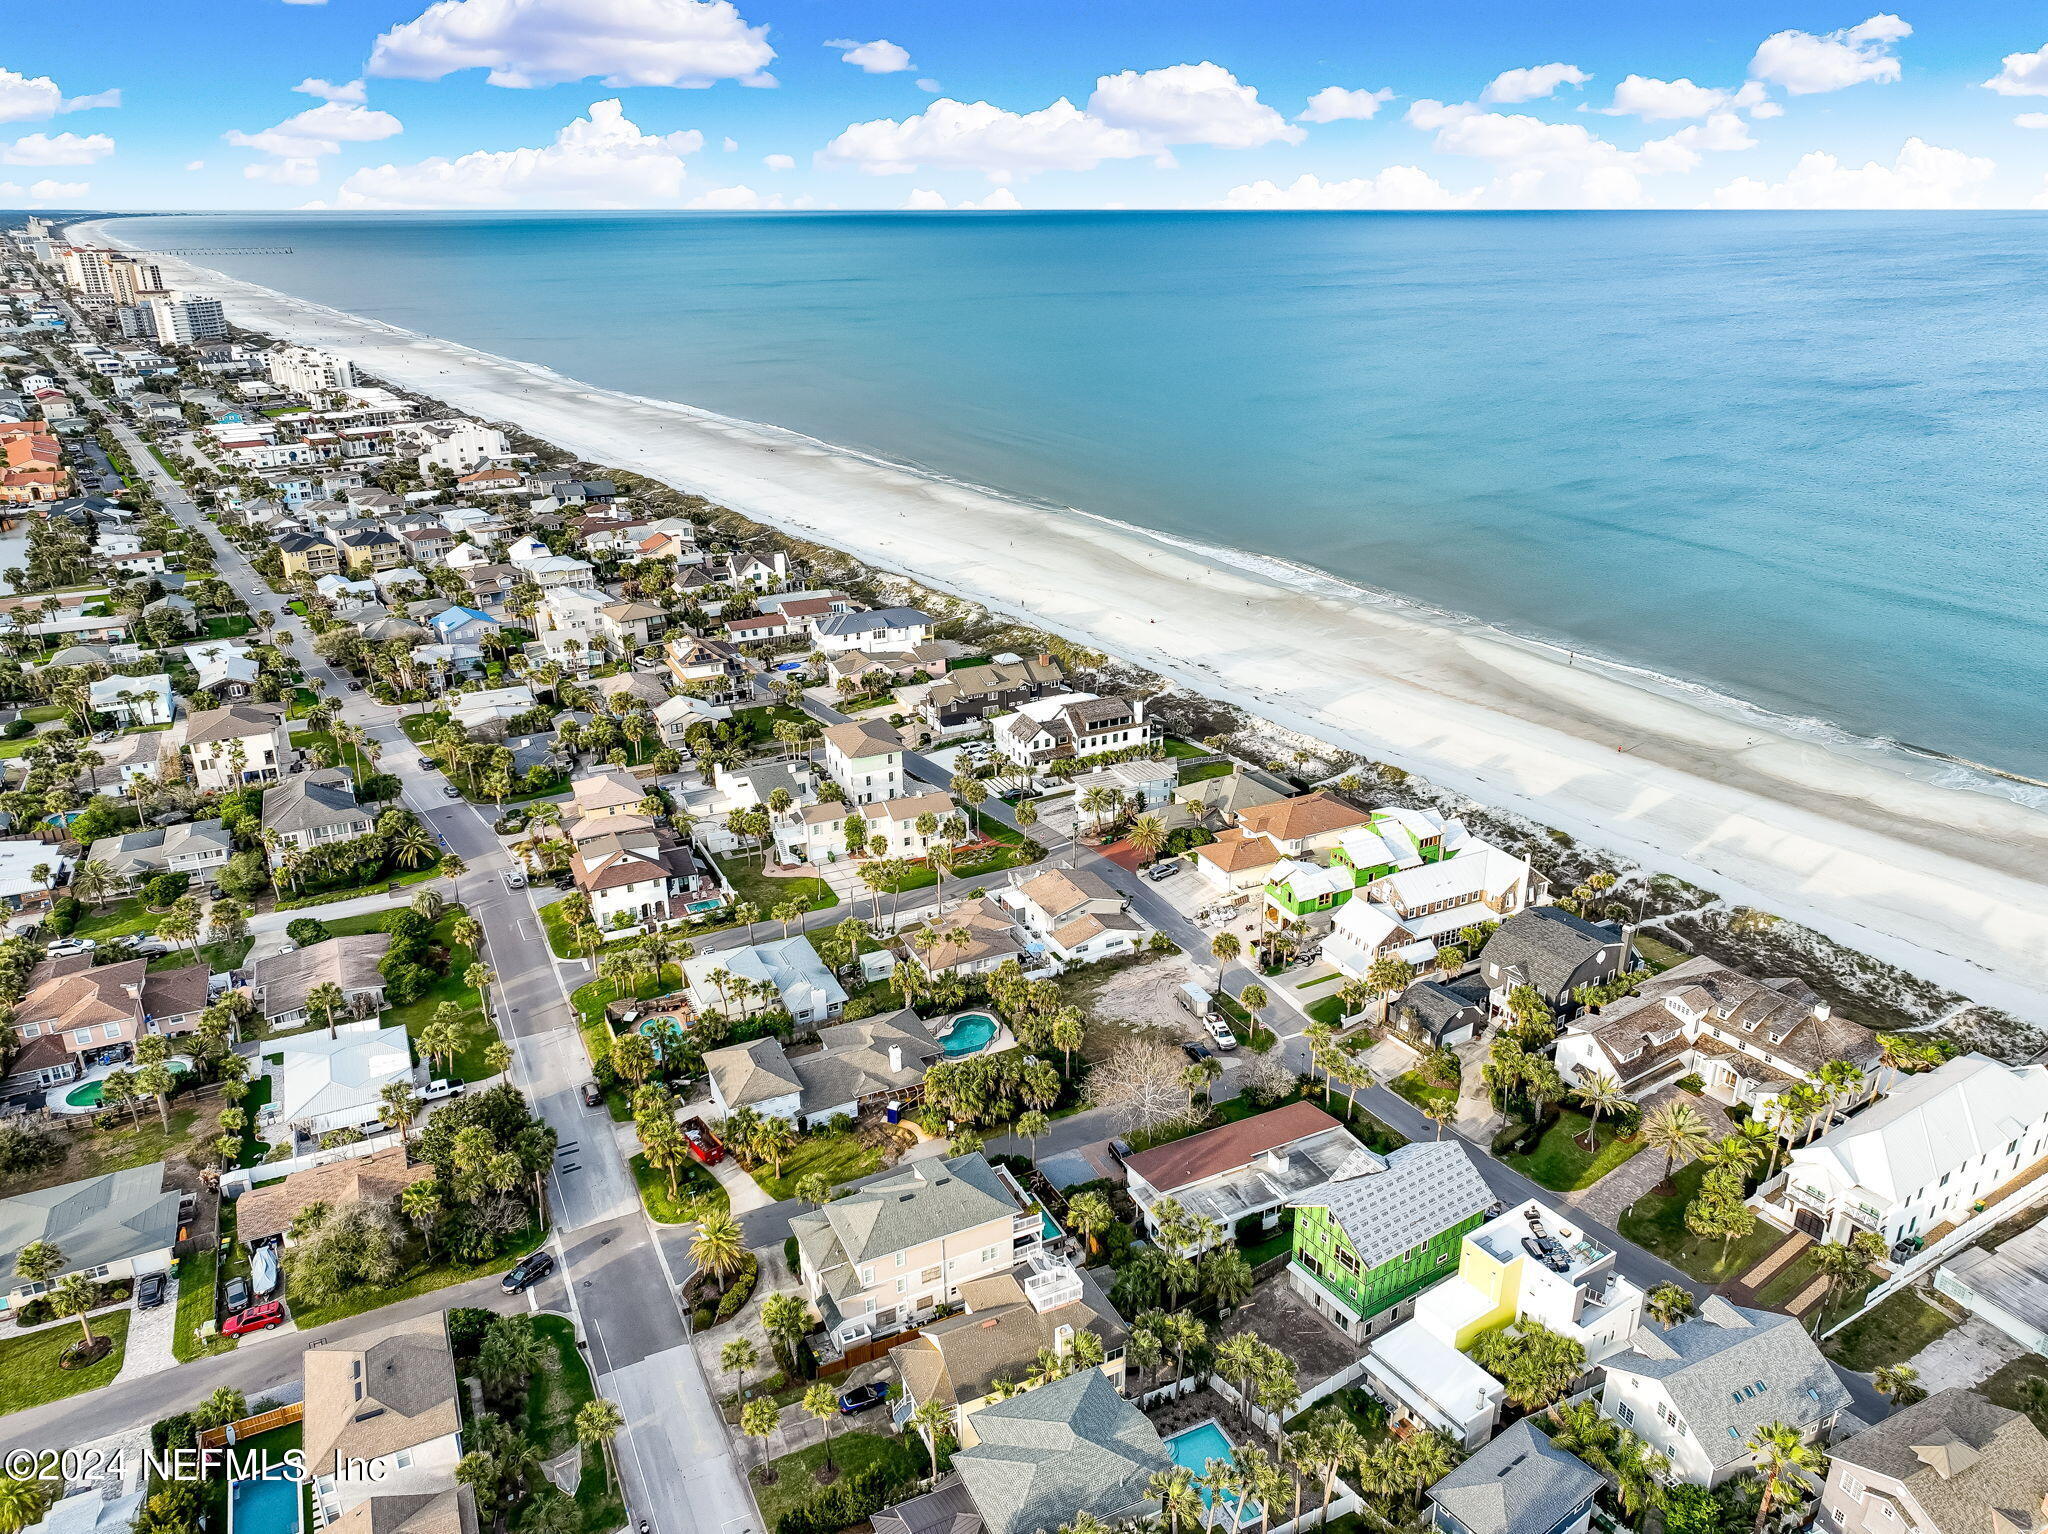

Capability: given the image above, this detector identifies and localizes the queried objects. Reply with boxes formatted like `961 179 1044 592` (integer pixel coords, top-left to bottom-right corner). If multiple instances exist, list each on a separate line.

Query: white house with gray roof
0 1164 182 1313
809 606 934 655
682 936 847 1026
88 819 233 891
1596 1297 1851 1486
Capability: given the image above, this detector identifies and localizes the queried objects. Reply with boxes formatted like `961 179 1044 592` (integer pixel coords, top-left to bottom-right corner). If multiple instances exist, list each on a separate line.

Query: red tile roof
1121 1101 1343 1193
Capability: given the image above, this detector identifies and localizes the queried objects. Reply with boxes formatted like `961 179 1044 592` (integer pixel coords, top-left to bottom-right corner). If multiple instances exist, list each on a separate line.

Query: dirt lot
1070 953 1208 1056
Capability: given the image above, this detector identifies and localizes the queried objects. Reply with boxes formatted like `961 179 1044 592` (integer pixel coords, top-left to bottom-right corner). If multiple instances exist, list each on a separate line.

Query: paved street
71 407 757 1534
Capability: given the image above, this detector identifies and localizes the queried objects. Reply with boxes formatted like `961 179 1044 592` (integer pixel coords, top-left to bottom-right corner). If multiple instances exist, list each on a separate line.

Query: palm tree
1646 1281 1695 1329
0 1472 57 1534
1746 1422 1823 1534
306 980 348 1040
1575 1072 1627 1149
801 1382 840 1472
1066 1192 1114 1257
1641 1101 1715 1189
1127 813 1168 865
691 1210 748 1285
1423 1099 1456 1139
1149 1468 1204 1534
1807 1239 1874 1334
13 1240 64 1291
1209 931 1241 988
909 1398 953 1473
1873 1363 1924 1406
760 1292 811 1367
50 1273 101 1348
720 1336 758 1407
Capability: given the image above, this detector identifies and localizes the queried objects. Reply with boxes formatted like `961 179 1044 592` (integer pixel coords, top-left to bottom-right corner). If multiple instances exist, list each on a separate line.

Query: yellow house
277 532 341 582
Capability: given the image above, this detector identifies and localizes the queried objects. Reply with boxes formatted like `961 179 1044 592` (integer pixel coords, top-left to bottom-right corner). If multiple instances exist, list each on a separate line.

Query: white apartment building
270 344 358 397
143 294 228 344
413 419 512 475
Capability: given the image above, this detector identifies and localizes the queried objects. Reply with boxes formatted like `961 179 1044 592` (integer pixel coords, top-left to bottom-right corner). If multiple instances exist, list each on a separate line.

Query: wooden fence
198 1401 303 1450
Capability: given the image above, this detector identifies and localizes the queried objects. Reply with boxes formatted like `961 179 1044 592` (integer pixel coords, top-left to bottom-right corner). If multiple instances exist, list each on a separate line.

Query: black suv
502 1250 556 1294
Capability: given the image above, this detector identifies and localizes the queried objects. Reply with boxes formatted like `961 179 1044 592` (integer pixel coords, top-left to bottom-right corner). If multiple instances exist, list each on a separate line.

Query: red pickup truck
681 1117 725 1165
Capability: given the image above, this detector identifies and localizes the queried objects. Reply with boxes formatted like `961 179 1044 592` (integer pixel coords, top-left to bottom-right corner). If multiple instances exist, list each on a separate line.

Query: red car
681 1117 725 1165
222 1301 286 1337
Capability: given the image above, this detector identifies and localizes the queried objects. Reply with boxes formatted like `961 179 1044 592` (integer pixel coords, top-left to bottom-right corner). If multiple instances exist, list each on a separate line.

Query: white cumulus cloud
1750 14 1910 95
689 183 779 207
901 186 1021 209
185 160 206 170
1087 62 1302 149
334 98 702 206
294 77 367 102
1711 137 1992 207
1983 44 2048 96
1297 86 1395 123
915 78 940 93
0 178 89 201
762 152 793 169
226 101 401 184
369 0 776 88
1219 166 1463 209
1601 75 1736 119
825 38 912 74
821 96 1148 178
0 67 119 122
2017 112 2048 128
1479 63 1589 103
0 132 114 165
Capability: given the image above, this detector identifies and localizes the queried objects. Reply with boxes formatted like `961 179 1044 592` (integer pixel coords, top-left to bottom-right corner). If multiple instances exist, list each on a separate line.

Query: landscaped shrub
46 895 81 936
286 918 331 947
2 719 32 739
713 1254 759 1322
773 1464 919 1534
446 1307 494 1360
143 872 190 908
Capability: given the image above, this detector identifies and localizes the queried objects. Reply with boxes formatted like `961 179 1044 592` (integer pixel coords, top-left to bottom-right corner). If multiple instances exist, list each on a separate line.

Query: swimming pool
939 1012 998 1056
54 1057 192 1112
1166 1420 1261 1522
635 1017 686 1055
230 1469 301 1534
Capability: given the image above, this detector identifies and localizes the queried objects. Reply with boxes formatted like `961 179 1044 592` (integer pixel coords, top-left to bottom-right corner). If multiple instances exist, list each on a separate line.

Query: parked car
502 1250 555 1294
681 1117 724 1165
222 1301 285 1337
346 680 363 690
421 1078 465 1101
223 1274 251 1313
1144 859 1182 882
1204 1016 1239 1051
44 937 96 959
837 1383 889 1415
127 936 172 958
136 1271 167 1310
1180 1040 1213 1064
579 1080 604 1108
442 784 462 798
503 869 526 889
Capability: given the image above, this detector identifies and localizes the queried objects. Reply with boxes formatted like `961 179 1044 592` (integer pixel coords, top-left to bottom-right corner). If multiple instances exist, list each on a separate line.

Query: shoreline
82 220 2048 1020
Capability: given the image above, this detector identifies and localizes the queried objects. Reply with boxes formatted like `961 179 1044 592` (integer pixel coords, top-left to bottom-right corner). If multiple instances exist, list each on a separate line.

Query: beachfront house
1814 1389 2048 1534
1755 1053 2048 1248
1553 956 1881 1116
920 656 1064 732
1475 907 1632 1018
992 693 1153 771
809 606 935 655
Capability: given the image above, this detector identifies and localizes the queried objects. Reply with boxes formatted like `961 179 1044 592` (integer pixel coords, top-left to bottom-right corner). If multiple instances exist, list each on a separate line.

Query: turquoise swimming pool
1166 1420 1261 1521
940 1012 998 1056
230 1470 300 1534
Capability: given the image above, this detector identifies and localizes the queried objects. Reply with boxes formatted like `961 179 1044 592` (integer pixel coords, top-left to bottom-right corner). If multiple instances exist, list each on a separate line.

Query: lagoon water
114 210 2048 779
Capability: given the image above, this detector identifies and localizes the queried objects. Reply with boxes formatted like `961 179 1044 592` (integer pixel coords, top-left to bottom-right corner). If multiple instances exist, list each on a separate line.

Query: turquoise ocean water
107 211 2048 782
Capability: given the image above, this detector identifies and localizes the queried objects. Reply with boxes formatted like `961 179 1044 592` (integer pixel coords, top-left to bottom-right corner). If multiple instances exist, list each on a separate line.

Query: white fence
1824 1168 2048 1338
219 1129 403 1195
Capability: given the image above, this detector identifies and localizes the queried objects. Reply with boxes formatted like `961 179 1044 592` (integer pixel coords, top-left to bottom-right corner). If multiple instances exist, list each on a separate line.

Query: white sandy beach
98 230 2048 1021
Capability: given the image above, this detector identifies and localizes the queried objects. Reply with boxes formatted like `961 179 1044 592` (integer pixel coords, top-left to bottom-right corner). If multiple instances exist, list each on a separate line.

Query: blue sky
7 0 2048 210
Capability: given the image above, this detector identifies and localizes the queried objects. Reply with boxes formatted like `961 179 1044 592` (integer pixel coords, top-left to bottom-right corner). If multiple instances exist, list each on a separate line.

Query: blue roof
430 605 495 633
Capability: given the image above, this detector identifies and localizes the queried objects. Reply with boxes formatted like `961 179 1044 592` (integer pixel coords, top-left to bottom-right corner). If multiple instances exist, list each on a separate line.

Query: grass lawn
274 859 445 910
631 1153 730 1223
524 1315 628 1534
291 726 377 786
1390 1072 1458 1115
1753 1246 1876 1331
1502 1112 1646 1192
153 938 252 974
204 614 254 640
1178 760 1234 785
0 1308 131 1415
1157 737 1208 758
146 444 182 479
1825 1287 1959 1372
1978 1356 2048 1429
291 1223 544 1330
540 898 586 960
381 910 500 1081
711 852 836 917
1632 933 1692 973
750 1431 920 1529
731 705 811 746
755 1129 885 1202
1617 1160 1791 1283
172 1247 235 1362
73 896 158 943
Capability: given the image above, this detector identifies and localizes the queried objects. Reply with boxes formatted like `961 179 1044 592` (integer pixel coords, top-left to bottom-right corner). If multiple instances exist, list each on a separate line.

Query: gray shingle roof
793 1153 1018 1275
1289 1140 1494 1269
1479 906 1623 997
264 771 373 837
1829 1388 2048 1534
950 1369 1171 1534
814 607 933 639
1429 1419 1603 1534
1608 1298 1851 1467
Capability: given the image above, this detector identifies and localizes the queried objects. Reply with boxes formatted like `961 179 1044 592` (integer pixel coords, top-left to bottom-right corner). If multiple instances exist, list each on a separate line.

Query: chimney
889 1045 903 1073
1812 1001 1832 1021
